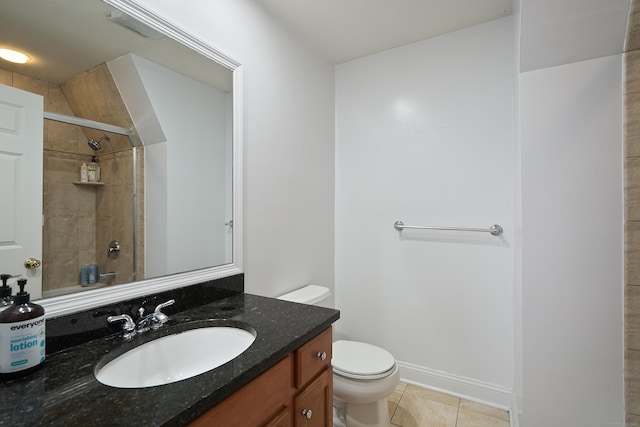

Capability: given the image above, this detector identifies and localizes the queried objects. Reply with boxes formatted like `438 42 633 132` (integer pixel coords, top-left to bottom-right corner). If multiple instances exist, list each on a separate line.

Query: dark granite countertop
0 293 340 427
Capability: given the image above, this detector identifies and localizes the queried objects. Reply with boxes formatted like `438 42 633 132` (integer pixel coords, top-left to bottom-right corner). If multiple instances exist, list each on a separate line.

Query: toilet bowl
332 340 400 427
277 285 400 427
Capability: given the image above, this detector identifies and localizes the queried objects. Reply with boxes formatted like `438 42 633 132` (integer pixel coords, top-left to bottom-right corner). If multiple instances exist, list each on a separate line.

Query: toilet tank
277 285 332 308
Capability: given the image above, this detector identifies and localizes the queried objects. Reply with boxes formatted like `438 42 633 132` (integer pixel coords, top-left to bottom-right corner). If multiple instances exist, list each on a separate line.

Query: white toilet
278 285 400 427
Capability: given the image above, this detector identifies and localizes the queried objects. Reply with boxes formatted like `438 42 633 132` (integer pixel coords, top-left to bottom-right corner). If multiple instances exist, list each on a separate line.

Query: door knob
24 258 41 269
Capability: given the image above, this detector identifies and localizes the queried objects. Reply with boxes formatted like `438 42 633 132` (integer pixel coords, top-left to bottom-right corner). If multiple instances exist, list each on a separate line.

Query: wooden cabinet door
293 368 332 427
264 408 292 427
189 355 293 427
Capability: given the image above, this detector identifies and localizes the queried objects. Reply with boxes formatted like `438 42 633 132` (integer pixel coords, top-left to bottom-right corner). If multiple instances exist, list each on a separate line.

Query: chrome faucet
107 314 136 339
151 300 174 324
107 299 175 338
136 299 175 332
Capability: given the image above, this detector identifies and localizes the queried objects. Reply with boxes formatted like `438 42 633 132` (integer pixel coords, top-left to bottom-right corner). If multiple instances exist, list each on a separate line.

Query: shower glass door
41 113 139 298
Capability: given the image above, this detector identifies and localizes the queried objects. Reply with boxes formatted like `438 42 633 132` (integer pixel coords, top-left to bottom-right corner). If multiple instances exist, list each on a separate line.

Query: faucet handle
152 299 175 324
107 314 136 332
154 299 175 314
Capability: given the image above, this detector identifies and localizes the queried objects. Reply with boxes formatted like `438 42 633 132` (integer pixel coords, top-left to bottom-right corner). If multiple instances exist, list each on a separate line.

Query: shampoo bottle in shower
87 162 96 182
90 156 100 182
80 162 88 182
0 279 46 376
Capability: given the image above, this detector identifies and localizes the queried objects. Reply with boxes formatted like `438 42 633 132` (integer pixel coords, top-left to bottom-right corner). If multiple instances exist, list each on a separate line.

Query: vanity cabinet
189 327 333 427
293 326 333 427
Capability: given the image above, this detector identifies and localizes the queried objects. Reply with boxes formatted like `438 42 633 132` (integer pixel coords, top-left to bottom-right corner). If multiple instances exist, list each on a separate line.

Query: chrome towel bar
393 221 503 237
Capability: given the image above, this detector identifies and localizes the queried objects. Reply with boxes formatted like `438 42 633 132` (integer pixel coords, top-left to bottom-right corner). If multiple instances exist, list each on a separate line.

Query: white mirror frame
41 0 243 318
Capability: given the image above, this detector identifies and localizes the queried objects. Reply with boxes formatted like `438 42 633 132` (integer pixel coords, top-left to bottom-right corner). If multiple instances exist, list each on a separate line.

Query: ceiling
0 0 232 91
254 0 631 71
253 0 512 64
1 0 630 86
1 0 515 93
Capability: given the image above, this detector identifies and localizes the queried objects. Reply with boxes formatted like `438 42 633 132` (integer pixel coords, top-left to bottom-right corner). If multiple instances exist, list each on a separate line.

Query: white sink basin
95 326 256 388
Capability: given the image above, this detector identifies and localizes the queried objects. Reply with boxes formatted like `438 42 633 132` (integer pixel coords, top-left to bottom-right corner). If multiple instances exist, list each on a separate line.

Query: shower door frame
43 110 139 282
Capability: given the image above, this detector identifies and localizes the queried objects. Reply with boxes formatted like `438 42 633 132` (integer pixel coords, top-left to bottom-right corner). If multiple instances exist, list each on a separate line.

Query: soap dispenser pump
0 279 46 375
0 274 13 312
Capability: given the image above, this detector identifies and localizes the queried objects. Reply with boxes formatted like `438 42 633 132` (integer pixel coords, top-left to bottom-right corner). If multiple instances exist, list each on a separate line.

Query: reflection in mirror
0 0 241 312
42 117 139 298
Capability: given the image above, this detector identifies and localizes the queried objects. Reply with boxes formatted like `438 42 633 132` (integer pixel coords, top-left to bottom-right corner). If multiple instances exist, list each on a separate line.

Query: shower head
88 135 110 151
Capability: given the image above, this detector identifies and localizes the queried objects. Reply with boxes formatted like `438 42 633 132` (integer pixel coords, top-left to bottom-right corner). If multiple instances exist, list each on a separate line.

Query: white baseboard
396 360 514 415
510 391 520 427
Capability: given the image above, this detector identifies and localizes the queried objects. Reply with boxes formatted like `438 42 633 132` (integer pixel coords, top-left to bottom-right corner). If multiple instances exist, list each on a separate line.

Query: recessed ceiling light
0 48 30 64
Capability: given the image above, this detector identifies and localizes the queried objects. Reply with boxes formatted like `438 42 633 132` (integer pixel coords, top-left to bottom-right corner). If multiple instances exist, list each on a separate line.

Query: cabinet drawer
294 367 332 427
295 327 332 388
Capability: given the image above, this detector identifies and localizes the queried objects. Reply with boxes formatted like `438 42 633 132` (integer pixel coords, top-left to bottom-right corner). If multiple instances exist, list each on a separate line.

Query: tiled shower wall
627 1 640 424
61 64 145 288
0 67 143 295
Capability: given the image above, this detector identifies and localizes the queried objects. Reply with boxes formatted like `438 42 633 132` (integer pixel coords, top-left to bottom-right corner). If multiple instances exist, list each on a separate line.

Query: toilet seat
332 340 396 380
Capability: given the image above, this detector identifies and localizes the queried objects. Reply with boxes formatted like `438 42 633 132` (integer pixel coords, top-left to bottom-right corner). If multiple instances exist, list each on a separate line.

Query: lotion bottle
0 279 46 376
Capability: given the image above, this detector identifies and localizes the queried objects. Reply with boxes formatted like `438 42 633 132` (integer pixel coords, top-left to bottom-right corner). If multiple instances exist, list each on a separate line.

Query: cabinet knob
301 409 313 420
316 351 327 361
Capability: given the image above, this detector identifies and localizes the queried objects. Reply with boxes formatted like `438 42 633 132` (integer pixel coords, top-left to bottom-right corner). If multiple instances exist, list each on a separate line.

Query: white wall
335 17 515 405
519 54 623 427
109 53 232 276
144 142 168 275
519 0 629 72
130 0 336 296
134 55 231 274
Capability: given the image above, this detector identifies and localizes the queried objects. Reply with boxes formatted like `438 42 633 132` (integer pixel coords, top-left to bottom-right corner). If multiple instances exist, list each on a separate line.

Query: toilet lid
332 340 395 377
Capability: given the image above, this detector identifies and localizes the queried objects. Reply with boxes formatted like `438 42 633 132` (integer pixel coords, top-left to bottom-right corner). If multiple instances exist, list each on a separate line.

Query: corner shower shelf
73 181 105 186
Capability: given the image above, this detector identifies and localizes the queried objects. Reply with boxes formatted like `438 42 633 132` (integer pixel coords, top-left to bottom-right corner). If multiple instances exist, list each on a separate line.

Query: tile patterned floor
388 382 511 427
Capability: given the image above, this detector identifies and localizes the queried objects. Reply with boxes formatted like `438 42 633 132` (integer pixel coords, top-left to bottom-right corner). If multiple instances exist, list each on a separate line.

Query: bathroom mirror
0 0 243 316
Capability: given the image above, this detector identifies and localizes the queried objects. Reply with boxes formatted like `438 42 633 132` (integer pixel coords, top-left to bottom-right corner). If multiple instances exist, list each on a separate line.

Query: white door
0 84 43 299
